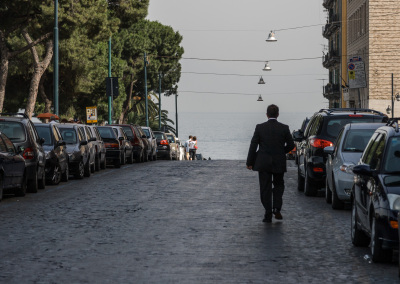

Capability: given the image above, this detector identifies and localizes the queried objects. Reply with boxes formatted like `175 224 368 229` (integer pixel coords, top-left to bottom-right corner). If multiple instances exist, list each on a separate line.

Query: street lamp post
158 72 162 130
175 93 178 138
108 37 112 124
144 52 149 127
53 0 59 116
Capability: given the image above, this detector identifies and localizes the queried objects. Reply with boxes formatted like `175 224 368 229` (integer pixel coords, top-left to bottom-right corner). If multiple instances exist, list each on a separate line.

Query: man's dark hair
267 104 279 118
189 135 193 139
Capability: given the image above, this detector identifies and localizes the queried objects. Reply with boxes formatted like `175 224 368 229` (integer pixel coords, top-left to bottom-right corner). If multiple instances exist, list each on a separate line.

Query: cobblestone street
0 160 398 283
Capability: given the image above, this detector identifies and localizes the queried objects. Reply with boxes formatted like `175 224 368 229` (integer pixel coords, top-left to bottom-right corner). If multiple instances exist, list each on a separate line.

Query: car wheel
351 198 369 247
100 154 106 169
28 167 39 193
49 164 61 185
61 163 69 182
144 151 148 162
168 151 172 160
75 160 85 179
95 154 101 171
15 172 27 197
38 167 46 189
297 165 304 192
90 160 95 173
128 151 134 164
331 177 345 210
153 153 157 161
325 177 332 204
114 157 121 168
304 166 318 196
84 160 91 177
370 215 392 262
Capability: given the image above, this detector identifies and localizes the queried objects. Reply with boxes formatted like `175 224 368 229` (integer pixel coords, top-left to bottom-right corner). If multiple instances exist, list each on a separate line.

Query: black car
351 119 400 262
97 126 123 168
110 126 134 165
293 108 387 197
0 132 26 199
294 117 309 164
35 123 69 185
88 125 106 170
153 131 171 160
58 124 91 179
0 113 46 192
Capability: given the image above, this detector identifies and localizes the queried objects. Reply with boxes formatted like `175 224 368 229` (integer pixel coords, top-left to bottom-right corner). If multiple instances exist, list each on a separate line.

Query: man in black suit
246 104 295 223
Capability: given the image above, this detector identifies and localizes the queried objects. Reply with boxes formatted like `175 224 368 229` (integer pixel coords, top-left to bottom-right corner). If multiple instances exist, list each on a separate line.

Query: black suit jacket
246 119 295 173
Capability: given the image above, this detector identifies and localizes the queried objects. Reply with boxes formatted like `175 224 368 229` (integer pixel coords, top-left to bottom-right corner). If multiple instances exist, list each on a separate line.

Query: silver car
324 123 385 209
165 133 179 160
141 126 157 161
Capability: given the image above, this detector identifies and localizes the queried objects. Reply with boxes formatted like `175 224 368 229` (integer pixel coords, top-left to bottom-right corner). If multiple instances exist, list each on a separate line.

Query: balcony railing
323 0 334 9
324 83 340 100
322 14 340 38
322 51 340 68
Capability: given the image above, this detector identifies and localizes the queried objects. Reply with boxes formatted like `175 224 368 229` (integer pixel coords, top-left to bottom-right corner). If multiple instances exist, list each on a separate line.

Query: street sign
348 60 367 89
86 106 97 123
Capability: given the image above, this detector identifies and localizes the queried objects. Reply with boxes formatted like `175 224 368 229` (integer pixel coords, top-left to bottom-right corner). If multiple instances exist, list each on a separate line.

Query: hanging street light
262 62 272 71
257 95 263 101
258 76 265 84
266 31 277 42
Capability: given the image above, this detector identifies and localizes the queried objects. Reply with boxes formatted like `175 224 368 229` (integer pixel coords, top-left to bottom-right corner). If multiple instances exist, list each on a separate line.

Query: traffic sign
86 106 97 123
348 60 367 89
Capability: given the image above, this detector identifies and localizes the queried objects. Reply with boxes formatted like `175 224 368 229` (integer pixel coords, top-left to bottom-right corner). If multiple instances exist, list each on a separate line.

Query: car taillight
134 136 140 145
309 138 333 149
23 147 35 159
105 143 119 148
119 139 123 146
160 140 169 145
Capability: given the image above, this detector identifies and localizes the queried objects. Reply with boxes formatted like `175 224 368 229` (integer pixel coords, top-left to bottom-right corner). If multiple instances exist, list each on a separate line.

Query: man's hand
246 165 253 170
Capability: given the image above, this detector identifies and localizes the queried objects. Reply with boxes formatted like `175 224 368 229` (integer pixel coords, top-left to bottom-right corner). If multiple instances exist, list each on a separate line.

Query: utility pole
144 52 149 127
175 93 178 137
108 37 112 124
158 72 162 130
53 0 59 116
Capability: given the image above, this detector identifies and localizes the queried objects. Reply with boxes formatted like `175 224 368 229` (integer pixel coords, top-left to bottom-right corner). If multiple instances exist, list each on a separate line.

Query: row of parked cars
292 108 400 265
0 113 182 202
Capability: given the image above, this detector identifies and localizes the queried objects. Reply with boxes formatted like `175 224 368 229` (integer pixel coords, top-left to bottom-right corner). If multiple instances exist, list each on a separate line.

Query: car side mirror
57 140 66 147
89 137 96 142
352 164 375 177
39 137 45 145
323 146 334 155
119 137 124 141
17 146 24 154
141 135 147 139
80 140 88 146
292 130 304 142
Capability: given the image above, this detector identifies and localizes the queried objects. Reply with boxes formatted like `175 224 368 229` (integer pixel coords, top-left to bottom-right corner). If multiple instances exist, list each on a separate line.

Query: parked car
58 124 91 179
153 131 171 160
294 117 310 164
87 125 106 170
78 125 96 174
133 125 150 162
324 123 385 209
351 119 400 262
0 113 46 192
110 126 134 164
97 126 124 168
141 126 157 161
111 124 143 163
34 123 69 185
165 133 179 160
0 132 27 199
293 108 387 197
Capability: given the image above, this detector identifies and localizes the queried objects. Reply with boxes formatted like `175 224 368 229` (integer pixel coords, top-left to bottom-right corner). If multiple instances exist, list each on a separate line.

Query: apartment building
346 0 400 114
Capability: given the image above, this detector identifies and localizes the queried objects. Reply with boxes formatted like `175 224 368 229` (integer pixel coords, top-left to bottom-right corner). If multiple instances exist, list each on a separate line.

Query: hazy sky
147 0 329 114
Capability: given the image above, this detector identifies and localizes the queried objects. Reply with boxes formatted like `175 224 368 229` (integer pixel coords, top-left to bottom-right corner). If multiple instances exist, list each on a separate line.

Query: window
342 129 377 152
36 126 52 146
383 137 400 173
362 133 386 170
122 126 134 138
0 122 26 142
59 128 77 144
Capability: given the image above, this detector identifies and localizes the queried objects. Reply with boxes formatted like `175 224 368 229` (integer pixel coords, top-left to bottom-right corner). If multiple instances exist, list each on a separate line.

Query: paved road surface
0 160 398 283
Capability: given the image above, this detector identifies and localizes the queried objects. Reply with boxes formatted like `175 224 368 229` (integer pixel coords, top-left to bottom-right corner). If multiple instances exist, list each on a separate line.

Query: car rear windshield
36 126 52 146
0 121 26 142
59 128 77 144
154 132 165 140
342 129 377 152
166 134 175 143
383 137 400 173
142 128 150 137
121 126 134 138
323 116 383 140
97 127 117 139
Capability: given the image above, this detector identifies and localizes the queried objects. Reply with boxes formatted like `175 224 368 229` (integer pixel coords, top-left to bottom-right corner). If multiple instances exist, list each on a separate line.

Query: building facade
346 0 400 115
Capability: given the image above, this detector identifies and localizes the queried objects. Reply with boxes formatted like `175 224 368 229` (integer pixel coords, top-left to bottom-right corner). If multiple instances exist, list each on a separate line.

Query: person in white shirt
184 135 192 160
188 136 197 160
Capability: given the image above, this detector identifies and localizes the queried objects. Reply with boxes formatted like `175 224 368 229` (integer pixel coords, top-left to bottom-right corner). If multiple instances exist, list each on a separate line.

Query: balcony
324 83 340 101
323 0 334 9
322 51 340 68
322 14 340 38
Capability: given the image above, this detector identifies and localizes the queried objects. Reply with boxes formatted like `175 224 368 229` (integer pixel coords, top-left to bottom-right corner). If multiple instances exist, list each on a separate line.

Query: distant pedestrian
246 104 294 223
189 136 198 160
184 135 193 160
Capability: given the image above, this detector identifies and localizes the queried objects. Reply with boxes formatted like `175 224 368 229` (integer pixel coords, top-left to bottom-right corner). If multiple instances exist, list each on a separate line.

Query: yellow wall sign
86 106 97 123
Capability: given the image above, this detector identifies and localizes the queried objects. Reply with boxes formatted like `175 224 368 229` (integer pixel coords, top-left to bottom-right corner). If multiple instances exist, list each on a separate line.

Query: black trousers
258 171 285 214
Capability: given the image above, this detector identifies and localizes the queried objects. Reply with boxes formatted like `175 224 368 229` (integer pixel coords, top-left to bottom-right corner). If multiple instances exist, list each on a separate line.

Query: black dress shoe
263 213 272 223
273 211 283 220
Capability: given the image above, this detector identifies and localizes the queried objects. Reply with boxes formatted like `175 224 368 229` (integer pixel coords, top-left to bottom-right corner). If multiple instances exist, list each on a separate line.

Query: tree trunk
119 75 136 124
39 75 52 113
22 30 53 119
